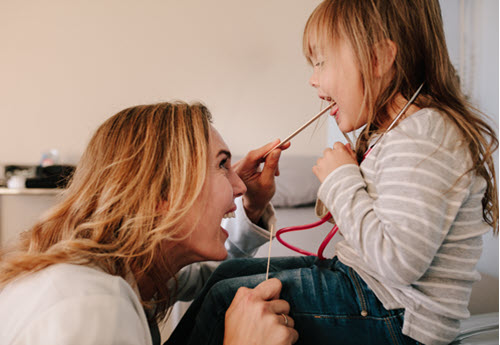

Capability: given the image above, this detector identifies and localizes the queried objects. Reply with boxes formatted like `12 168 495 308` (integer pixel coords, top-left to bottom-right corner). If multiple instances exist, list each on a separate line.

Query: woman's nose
231 171 246 198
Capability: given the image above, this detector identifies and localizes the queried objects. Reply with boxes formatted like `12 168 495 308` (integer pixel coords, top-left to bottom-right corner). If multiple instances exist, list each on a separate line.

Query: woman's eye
219 158 229 170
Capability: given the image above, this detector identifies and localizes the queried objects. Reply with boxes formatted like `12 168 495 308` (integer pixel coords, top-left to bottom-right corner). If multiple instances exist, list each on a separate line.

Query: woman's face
308 36 367 133
176 126 246 263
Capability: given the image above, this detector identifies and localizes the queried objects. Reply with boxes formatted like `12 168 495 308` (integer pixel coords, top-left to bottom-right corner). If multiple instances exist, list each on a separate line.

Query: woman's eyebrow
217 150 231 159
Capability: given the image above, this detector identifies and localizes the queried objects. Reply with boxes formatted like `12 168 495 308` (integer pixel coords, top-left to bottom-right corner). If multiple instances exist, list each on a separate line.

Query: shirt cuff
222 197 276 257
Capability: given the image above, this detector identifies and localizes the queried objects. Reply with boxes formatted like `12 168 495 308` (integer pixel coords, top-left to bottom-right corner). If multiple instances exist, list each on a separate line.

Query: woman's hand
313 142 357 183
224 278 298 345
233 139 290 223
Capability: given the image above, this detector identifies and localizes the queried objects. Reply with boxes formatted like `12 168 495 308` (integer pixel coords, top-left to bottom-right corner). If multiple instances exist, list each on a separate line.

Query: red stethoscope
276 83 424 260
275 147 373 260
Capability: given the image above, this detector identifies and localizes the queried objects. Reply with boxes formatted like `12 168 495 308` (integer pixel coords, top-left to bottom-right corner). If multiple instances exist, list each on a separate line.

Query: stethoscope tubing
275 83 424 260
276 212 334 258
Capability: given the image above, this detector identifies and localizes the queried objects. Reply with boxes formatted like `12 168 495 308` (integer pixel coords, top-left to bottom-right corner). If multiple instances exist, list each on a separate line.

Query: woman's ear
157 200 168 212
373 39 397 78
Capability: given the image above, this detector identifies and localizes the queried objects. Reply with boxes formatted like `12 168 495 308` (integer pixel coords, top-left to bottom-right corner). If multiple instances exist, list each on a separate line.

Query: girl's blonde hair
303 0 498 232
0 101 213 320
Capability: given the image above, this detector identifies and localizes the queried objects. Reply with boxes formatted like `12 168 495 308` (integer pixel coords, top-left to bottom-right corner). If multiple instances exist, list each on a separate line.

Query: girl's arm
315 116 481 286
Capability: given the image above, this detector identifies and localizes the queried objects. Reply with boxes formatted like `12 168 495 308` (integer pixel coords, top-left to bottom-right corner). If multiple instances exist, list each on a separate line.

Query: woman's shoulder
0 263 149 345
37 263 134 297
0 263 139 311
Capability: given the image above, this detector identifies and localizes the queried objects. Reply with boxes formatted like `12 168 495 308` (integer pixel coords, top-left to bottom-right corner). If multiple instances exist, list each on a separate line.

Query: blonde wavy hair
0 101 213 319
303 0 498 232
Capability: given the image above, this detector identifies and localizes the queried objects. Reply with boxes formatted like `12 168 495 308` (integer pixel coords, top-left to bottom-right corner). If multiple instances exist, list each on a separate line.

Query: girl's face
177 126 246 263
308 36 367 133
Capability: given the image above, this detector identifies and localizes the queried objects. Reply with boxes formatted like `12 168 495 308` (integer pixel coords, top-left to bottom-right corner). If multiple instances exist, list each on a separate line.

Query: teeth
223 211 236 219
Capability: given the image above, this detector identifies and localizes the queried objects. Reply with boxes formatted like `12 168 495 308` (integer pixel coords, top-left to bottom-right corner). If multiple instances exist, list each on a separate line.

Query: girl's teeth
223 211 236 219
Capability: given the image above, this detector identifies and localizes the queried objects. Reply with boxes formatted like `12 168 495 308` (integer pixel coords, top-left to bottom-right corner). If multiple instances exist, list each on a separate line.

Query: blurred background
0 0 497 278
0 0 498 341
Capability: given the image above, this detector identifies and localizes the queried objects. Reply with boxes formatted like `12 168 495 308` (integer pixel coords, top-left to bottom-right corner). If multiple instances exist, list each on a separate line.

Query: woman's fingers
234 141 290 223
224 279 299 345
277 312 295 328
253 278 282 300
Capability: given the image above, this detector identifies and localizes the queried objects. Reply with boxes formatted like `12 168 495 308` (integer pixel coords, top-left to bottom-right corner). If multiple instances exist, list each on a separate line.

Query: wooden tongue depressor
263 102 335 159
265 223 274 280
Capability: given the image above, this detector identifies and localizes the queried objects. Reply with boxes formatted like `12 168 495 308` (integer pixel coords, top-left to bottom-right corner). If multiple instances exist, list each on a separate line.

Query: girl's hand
313 142 357 183
223 278 299 345
233 140 290 224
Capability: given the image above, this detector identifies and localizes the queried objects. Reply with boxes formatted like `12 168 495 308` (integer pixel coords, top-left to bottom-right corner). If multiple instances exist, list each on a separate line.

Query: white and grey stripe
317 108 489 345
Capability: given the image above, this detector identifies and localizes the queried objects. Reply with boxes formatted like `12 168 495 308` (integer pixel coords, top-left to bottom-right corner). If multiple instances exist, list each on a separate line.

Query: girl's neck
381 92 421 130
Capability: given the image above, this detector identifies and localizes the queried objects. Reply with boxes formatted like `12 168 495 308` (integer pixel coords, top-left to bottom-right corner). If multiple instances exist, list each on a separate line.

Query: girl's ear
373 39 397 78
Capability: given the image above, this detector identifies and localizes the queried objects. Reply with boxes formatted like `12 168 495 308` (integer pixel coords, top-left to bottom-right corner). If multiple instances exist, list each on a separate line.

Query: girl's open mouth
330 104 339 119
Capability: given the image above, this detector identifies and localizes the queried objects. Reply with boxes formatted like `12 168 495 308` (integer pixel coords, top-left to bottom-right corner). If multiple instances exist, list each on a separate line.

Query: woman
0 102 298 345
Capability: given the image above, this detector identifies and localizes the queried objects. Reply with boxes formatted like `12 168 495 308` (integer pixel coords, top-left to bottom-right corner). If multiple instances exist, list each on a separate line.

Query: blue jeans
165 256 420 345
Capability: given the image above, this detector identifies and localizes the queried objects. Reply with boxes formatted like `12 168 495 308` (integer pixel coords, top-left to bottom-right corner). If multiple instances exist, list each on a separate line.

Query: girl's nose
231 171 246 198
309 73 319 88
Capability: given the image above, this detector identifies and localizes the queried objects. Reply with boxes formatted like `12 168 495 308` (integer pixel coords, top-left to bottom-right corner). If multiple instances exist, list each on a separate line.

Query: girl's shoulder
391 107 464 148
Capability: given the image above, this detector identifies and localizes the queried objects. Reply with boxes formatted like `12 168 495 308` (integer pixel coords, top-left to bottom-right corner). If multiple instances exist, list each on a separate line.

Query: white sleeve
13 295 152 345
223 196 276 258
173 196 276 302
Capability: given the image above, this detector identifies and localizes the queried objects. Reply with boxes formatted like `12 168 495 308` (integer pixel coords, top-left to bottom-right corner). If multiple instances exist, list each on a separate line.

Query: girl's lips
330 104 339 118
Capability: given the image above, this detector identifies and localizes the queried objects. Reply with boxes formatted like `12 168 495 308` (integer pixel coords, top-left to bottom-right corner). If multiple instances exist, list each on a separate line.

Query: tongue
330 105 339 117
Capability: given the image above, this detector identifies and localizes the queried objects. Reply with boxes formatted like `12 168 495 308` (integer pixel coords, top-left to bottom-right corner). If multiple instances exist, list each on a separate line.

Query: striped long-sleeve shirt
316 108 489 345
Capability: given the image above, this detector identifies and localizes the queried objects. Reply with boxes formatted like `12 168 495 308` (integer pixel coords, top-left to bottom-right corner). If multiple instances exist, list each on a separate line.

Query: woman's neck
135 243 194 301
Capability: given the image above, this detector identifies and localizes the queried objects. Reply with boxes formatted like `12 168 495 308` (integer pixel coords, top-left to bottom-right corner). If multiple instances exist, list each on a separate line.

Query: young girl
166 1 498 344
0 102 298 345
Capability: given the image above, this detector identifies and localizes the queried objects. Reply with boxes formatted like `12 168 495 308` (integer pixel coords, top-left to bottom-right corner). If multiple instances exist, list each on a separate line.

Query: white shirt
0 197 275 344
0 263 151 345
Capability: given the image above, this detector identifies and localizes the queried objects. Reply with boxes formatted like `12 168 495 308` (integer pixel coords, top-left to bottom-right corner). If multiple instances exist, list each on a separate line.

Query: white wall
1 1 497 275
0 0 324 169
440 0 499 278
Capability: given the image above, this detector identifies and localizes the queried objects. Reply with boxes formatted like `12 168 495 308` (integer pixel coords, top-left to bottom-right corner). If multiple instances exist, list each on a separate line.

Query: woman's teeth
223 211 236 219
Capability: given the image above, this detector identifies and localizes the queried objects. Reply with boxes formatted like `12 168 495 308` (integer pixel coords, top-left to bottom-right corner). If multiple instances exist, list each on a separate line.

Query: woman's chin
206 249 228 262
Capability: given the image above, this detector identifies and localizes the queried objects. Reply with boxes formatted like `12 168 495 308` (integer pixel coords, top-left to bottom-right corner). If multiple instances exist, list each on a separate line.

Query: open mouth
223 211 236 219
330 104 339 118
319 96 338 118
